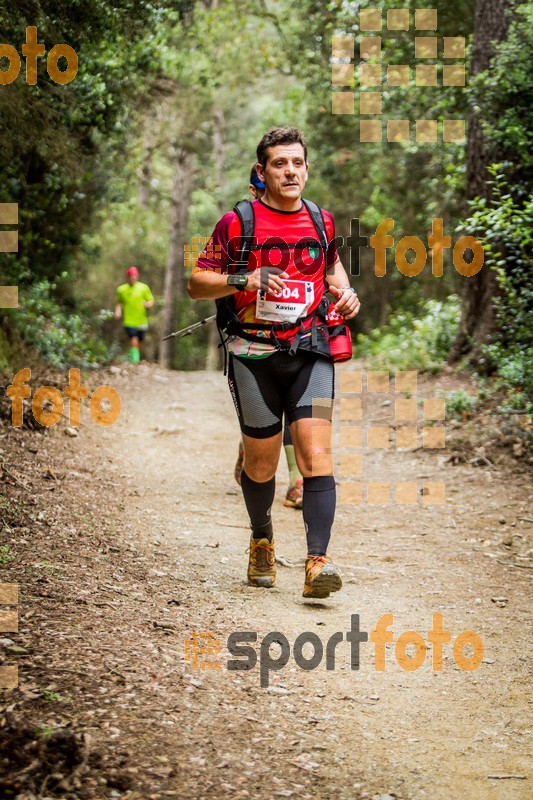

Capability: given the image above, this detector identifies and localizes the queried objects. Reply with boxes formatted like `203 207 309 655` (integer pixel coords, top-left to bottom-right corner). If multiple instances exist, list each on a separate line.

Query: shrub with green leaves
444 388 478 419
7 280 116 369
355 295 461 373
460 166 533 413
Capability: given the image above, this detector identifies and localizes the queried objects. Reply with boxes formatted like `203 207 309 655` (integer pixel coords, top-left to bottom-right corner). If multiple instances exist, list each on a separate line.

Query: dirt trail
80 362 531 800
2 361 531 800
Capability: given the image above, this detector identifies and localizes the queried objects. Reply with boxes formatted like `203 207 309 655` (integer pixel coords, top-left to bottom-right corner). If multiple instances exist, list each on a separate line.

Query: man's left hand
329 285 361 320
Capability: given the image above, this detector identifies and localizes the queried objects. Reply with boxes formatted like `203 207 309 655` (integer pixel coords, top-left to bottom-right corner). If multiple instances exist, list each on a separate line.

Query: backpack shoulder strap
232 200 255 273
302 198 329 252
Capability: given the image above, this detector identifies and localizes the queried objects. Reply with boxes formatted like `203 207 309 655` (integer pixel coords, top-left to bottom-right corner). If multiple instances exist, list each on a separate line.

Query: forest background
0 0 531 417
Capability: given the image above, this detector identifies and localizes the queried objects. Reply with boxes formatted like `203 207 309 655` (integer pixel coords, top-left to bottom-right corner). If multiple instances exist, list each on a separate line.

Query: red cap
126 266 139 277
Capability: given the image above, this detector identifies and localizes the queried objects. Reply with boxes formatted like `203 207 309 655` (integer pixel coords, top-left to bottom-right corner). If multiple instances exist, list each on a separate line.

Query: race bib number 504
256 280 314 324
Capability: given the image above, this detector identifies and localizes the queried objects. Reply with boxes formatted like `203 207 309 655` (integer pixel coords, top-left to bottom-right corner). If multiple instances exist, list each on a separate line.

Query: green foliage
6 280 116 368
444 387 478 419
0 2 188 285
1 0 528 383
461 166 532 407
472 3 533 190
0 545 14 564
42 690 64 702
355 295 461 372
284 0 473 330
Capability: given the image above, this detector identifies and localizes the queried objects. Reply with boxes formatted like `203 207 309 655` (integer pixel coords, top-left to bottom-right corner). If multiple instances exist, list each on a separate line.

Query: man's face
257 143 308 202
127 274 138 285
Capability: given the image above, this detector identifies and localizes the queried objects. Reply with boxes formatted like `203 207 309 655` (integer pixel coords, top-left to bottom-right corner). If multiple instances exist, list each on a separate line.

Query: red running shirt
197 199 338 340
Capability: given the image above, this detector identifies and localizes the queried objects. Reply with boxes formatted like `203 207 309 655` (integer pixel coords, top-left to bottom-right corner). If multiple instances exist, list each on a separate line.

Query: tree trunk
449 0 514 365
138 122 155 209
159 146 194 368
205 105 225 371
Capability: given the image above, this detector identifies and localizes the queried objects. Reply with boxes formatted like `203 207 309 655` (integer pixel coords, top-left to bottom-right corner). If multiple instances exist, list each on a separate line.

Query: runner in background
115 267 155 364
233 166 304 510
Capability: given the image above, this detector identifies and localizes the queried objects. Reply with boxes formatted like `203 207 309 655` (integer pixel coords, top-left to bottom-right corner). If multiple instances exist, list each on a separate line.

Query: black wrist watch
227 274 249 291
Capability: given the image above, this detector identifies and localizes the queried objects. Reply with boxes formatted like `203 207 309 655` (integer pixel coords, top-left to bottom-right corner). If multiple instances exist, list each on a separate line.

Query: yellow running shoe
247 537 277 588
302 555 342 598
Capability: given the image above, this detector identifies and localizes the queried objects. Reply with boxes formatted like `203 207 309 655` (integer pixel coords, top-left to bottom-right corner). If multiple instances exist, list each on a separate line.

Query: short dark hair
256 127 307 167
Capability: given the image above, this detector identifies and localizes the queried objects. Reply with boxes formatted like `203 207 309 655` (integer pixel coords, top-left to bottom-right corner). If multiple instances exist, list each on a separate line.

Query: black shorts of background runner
124 326 146 341
228 351 334 439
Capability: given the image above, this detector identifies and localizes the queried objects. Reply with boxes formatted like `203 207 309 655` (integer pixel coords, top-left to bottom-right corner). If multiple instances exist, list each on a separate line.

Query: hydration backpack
215 199 332 370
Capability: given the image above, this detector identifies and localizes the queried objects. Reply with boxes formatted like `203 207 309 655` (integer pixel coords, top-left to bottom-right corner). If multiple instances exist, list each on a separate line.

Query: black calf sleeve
303 475 336 555
241 470 275 540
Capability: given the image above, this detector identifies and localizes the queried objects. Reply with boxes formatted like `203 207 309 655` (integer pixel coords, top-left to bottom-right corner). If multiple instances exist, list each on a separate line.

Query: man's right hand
246 267 289 294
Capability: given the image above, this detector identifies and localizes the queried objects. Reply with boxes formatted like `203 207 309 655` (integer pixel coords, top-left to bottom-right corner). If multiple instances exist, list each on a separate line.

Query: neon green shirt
116 281 154 328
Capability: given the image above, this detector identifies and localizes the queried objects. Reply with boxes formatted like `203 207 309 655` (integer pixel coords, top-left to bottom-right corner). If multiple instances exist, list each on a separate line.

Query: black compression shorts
228 351 334 439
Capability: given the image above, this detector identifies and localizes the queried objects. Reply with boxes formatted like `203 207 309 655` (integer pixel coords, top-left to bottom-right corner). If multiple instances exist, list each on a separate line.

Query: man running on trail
115 267 155 364
233 165 305 510
188 127 360 598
